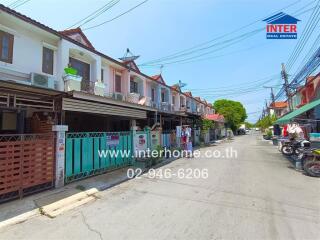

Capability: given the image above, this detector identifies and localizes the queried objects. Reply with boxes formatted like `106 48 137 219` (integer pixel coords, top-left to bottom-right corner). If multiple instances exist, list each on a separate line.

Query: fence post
52 125 68 188
130 120 137 160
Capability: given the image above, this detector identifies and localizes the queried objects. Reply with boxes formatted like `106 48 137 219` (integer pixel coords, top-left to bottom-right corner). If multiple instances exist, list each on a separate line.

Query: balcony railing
180 105 186 111
150 101 158 109
81 81 105 96
138 96 151 107
160 102 173 112
81 80 93 93
126 92 140 104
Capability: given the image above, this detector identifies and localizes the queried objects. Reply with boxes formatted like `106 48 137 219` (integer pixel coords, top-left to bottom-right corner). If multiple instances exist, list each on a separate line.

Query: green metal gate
65 131 133 183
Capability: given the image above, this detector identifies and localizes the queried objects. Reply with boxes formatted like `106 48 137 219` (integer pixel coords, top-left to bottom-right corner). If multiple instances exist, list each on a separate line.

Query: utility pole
263 86 275 106
281 63 292 111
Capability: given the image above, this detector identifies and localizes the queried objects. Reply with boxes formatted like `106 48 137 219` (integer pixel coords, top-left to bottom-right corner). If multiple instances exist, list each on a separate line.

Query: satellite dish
178 80 187 89
119 48 140 61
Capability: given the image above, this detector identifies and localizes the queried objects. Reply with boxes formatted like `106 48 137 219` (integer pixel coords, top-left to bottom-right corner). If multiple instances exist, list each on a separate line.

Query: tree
213 99 247 132
255 114 277 130
244 121 254 129
201 118 214 131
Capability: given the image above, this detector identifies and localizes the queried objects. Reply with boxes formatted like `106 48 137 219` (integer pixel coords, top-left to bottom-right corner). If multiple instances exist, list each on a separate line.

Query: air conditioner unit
113 92 124 101
31 73 54 89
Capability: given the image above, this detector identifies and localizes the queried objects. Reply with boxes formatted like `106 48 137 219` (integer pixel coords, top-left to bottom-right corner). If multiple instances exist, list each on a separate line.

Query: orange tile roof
205 114 225 122
270 101 288 108
151 74 161 80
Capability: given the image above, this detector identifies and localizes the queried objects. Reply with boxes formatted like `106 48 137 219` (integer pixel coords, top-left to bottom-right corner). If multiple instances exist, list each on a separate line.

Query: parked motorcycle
303 149 320 177
280 139 311 156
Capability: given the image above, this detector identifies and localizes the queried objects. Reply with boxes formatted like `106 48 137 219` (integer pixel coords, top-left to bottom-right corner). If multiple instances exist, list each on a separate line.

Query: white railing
126 92 140 104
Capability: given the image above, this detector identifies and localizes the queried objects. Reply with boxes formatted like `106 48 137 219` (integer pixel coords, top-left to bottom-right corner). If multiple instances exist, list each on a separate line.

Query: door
69 58 90 91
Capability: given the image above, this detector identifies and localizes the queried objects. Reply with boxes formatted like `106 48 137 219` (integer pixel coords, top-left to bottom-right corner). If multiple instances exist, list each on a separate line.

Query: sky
1 0 319 122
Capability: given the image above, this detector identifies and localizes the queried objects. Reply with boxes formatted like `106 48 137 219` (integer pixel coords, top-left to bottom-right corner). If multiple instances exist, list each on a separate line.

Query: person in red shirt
283 124 288 137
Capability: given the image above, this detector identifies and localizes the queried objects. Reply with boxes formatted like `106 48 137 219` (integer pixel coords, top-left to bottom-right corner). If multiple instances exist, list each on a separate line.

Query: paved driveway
1 133 319 240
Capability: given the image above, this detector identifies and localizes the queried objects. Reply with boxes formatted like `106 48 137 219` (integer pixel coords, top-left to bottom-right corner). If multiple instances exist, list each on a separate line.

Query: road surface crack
81 212 103 240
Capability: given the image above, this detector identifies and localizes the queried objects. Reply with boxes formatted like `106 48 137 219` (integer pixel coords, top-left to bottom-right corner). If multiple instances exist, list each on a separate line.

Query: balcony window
130 80 138 93
151 88 155 102
101 69 104 83
172 96 175 104
42 47 54 75
115 74 121 92
70 57 90 91
0 30 14 64
161 92 165 102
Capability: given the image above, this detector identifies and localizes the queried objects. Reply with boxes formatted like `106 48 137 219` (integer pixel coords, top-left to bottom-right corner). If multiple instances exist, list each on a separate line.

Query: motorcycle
280 139 311 156
302 149 320 177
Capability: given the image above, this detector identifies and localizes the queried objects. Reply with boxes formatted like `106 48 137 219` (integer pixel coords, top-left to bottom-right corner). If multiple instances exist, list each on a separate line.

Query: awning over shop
204 114 225 123
62 98 147 119
275 98 320 124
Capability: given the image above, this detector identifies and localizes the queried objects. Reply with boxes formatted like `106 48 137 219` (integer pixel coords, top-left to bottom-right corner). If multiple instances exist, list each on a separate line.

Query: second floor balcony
160 102 174 112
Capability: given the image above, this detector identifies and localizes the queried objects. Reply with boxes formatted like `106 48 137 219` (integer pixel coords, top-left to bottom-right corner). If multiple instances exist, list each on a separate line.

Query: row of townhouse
269 74 320 134
0 4 213 135
269 74 320 119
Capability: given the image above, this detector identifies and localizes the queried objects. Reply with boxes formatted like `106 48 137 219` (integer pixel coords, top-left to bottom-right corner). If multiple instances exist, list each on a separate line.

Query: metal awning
0 80 64 96
275 98 320 124
62 98 147 119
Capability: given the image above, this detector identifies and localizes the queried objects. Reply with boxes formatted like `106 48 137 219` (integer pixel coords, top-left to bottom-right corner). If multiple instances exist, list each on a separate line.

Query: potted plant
263 129 273 140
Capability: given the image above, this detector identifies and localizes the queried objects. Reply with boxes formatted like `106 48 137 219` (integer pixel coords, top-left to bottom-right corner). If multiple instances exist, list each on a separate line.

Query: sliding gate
65 132 133 183
0 134 55 203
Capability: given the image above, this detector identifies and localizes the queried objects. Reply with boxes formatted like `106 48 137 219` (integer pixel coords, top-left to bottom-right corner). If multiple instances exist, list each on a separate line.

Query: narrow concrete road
1 132 320 240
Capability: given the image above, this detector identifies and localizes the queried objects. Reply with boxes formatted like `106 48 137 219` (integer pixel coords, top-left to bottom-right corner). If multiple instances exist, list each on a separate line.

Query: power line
11 0 31 9
140 42 272 67
293 27 320 76
7 0 29 8
186 74 279 94
83 0 149 31
139 0 303 65
67 0 120 29
275 2 320 101
7 0 23 7
286 0 320 71
140 6 315 67
139 2 315 66
141 28 264 66
186 74 279 91
141 28 263 66
286 1 320 71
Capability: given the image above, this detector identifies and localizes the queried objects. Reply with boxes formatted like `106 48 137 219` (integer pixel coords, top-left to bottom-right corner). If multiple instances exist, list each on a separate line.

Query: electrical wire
139 0 303 65
11 0 31 9
275 3 320 101
83 0 149 31
140 42 272 67
286 2 320 71
140 2 316 66
141 28 264 66
185 74 279 92
292 30 320 78
286 0 320 71
67 0 120 29
139 5 316 69
7 0 22 7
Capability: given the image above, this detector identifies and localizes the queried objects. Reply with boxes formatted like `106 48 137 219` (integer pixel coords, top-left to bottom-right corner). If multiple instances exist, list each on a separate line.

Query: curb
0 209 39 229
